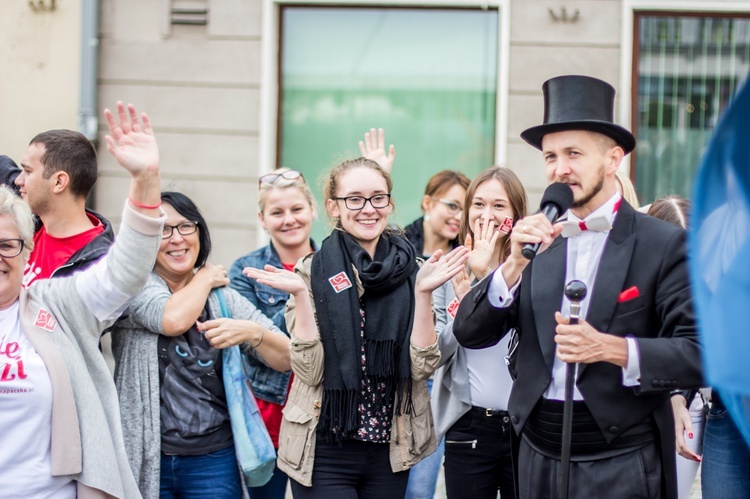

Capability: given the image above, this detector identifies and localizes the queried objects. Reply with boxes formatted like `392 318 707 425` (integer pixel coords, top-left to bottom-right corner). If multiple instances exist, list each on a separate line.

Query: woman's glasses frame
432 197 463 215
162 221 199 240
333 194 392 211
0 238 25 258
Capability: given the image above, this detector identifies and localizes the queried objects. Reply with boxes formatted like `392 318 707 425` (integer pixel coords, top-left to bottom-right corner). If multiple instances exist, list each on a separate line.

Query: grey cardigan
20 204 164 499
111 273 282 499
431 280 513 441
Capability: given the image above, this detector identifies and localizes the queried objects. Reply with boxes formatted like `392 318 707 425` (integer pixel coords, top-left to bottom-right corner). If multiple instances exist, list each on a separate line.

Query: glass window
279 7 498 242
634 13 750 204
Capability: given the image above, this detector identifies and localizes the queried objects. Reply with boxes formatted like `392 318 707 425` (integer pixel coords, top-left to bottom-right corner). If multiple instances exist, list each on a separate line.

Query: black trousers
518 437 662 499
290 438 409 499
444 407 516 499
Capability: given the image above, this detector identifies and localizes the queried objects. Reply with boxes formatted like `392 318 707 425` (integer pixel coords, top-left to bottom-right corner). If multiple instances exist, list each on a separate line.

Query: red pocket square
618 286 640 303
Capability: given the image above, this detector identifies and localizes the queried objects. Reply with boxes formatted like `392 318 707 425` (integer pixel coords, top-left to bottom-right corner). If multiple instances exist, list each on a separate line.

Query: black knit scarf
310 229 417 443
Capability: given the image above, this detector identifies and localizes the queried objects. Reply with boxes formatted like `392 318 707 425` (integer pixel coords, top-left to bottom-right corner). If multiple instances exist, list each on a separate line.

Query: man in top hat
453 75 702 498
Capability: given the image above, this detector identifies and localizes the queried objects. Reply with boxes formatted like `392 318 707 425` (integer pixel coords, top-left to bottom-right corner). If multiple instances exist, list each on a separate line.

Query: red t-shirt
256 262 297 448
23 213 105 287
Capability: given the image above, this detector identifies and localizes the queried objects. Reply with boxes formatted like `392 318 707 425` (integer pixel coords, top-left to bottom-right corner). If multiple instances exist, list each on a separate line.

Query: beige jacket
276 254 440 487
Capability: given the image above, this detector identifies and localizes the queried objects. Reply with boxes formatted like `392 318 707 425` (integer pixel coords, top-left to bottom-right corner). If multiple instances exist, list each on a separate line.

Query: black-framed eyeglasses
258 170 305 187
333 194 392 211
432 198 463 215
0 238 24 258
162 221 199 239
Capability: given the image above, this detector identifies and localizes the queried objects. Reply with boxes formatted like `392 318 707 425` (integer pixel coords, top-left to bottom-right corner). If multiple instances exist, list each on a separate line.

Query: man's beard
571 168 605 209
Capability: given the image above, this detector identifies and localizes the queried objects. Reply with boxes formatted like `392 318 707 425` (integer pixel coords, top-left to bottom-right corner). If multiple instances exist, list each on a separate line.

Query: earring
424 214 431 222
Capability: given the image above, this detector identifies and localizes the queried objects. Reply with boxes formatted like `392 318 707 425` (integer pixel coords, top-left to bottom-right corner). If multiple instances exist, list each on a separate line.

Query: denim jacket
229 241 315 404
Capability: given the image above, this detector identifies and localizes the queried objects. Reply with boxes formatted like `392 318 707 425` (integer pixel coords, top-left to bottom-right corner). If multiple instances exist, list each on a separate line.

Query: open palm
104 101 159 176
417 246 470 294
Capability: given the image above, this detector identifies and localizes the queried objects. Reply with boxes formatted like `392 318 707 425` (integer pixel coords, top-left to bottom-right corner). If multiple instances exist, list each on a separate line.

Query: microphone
521 183 574 260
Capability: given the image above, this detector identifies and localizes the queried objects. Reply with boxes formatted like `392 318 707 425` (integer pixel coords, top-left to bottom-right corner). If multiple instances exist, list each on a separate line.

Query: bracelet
251 327 264 349
129 197 162 210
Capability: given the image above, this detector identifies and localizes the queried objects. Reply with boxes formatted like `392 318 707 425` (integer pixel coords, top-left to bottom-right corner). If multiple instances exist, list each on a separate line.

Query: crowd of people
0 74 745 499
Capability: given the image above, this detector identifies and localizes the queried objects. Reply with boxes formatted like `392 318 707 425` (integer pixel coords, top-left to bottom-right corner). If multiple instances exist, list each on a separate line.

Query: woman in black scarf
245 157 469 498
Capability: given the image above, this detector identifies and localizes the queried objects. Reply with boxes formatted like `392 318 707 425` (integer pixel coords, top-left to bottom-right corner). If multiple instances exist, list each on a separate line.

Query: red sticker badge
499 216 514 234
446 298 461 319
328 271 353 293
34 308 57 332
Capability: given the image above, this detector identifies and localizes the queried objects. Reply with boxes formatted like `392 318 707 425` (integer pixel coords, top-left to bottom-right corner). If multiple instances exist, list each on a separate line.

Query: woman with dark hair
433 166 528 499
111 191 292 499
404 170 471 258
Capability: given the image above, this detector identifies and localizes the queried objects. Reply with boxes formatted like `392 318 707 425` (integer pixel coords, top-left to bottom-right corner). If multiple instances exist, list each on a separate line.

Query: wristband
129 197 162 210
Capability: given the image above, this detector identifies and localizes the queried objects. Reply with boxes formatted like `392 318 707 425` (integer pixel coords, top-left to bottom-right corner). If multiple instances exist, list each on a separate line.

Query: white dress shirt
488 192 641 401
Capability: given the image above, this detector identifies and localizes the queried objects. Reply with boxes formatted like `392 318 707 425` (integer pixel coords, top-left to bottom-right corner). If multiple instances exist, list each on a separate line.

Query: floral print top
353 305 394 443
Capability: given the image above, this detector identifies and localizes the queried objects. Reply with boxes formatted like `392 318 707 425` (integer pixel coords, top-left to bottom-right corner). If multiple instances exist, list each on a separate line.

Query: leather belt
469 405 510 420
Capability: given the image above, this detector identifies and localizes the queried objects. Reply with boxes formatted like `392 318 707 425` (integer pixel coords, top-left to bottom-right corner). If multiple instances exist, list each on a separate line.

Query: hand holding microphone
521 183 574 260
500 183 574 289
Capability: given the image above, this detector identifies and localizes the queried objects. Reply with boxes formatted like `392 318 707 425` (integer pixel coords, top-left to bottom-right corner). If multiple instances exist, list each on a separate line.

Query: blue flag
689 74 750 447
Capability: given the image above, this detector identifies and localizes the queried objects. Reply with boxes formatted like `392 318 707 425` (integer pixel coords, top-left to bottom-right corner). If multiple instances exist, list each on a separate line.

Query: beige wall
97 0 264 267
97 0 631 267
506 0 624 209
0 0 82 161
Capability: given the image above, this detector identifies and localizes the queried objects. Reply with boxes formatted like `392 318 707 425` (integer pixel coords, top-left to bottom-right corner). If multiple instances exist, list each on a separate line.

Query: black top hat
520 75 636 154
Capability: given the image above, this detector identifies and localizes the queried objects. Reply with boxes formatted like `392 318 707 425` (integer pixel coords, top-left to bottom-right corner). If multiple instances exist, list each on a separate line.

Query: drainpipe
79 0 99 210
79 0 99 142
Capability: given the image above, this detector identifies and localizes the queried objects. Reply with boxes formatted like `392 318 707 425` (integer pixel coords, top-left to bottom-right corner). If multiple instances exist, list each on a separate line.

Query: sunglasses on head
258 170 305 187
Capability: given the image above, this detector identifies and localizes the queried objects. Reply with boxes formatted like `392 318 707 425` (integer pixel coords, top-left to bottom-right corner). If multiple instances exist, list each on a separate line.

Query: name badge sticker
34 309 57 332
328 272 353 293
447 298 461 319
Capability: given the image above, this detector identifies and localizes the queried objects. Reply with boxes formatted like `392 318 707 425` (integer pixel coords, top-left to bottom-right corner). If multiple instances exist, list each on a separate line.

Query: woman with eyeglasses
432 167 527 499
228 167 316 499
110 191 292 499
402 169 469 499
404 170 470 260
0 102 165 498
245 157 469 498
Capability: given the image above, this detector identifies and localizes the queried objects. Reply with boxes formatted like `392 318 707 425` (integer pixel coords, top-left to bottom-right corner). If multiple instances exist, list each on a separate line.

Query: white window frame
619 0 750 175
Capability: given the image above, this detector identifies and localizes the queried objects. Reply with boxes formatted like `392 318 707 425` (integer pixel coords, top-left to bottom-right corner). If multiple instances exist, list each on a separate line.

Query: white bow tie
560 216 612 238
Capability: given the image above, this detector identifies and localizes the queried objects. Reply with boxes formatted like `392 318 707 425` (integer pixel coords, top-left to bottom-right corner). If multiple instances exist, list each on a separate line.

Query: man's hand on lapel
553 312 629 367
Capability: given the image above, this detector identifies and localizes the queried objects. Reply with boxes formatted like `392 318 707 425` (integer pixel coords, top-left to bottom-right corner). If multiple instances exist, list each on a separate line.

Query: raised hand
451 269 471 302
416 246 470 294
244 265 307 296
359 128 396 173
104 101 159 176
466 217 501 280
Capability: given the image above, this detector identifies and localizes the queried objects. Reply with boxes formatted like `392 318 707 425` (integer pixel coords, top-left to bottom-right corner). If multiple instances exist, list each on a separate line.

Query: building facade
2 0 749 265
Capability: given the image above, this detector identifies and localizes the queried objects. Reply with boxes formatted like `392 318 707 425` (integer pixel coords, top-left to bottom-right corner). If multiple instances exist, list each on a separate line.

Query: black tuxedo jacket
453 201 703 498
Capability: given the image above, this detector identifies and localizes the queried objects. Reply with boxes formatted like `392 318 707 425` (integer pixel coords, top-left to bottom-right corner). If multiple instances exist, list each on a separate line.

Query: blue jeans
406 379 445 499
701 400 750 499
160 446 243 499
248 461 289 499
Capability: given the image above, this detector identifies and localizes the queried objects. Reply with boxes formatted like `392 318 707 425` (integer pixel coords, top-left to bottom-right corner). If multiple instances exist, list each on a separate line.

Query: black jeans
444 407 515 499
290 438 409 499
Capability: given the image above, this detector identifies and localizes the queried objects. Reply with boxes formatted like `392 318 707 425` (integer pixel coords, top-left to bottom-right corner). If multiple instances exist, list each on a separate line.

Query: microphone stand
560 280 587 499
